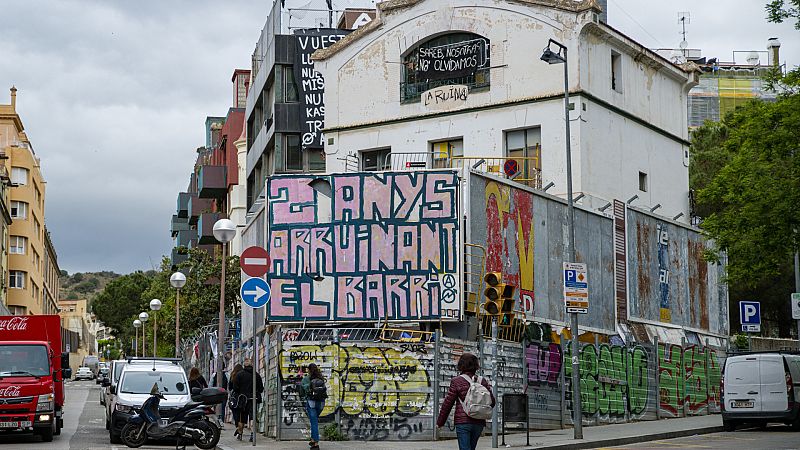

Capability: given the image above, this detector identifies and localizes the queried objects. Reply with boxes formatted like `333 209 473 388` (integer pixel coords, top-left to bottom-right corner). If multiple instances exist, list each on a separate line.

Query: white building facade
315 0 698 220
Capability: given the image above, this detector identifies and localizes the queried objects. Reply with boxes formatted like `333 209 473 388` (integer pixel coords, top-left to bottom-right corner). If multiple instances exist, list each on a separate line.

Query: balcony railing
171 248 189 268
400 68 490 103
379 147 542 189
198 165 227 199
176 229 198 248
176 193 191 218
171 215 190 237
197 213 222 245
188 196 214 225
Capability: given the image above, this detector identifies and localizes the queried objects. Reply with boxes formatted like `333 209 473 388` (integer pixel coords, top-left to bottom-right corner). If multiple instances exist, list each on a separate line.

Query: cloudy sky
1 0 797 275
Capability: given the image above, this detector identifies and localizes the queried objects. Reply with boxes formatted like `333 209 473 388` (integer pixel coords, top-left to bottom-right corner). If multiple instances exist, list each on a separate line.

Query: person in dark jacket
436 353 495 450
188 367 208 391
232 358 264 442
300 363 325 449
227 364 243 431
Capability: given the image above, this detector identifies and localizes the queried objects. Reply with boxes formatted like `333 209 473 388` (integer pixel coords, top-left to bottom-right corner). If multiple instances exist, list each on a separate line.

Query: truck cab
0 315 71 442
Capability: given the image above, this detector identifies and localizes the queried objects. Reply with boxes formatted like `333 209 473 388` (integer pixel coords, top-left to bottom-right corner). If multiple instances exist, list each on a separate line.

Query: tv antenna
678 12 690 56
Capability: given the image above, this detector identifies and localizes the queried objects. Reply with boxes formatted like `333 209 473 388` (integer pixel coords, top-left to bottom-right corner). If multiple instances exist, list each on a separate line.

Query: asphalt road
604 426 800 450
0 379 175 450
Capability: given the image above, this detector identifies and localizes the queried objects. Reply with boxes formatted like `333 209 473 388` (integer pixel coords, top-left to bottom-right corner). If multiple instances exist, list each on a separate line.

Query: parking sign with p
739 301 761 332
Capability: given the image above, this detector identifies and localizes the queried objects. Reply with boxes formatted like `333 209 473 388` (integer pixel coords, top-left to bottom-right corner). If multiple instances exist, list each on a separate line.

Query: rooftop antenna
678 11 690 58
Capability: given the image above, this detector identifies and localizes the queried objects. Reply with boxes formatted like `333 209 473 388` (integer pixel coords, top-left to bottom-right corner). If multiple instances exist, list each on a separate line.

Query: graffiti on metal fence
658 343 722 417
266 171 461 322
278 342 434 440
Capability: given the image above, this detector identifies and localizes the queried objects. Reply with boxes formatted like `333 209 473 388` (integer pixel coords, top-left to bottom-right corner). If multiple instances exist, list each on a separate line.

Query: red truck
0 315 71 441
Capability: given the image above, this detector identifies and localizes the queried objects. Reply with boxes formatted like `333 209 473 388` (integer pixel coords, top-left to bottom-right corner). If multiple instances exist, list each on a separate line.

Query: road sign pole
491 317 498 448
252 314 258 447
795 251 799 340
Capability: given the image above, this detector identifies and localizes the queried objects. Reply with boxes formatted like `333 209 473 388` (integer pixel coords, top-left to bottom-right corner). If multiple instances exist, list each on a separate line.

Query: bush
322 423 348 441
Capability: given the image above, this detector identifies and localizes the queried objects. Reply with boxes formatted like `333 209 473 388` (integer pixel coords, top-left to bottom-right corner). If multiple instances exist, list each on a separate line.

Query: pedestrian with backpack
436 353 495 450
301 363 327 449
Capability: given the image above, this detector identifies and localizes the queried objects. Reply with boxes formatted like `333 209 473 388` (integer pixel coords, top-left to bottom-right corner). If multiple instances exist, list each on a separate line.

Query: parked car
74 367 94 381
82 355 99 377
96 367 110 385
722 352 800 431
108 358 191 444
104 360 127 430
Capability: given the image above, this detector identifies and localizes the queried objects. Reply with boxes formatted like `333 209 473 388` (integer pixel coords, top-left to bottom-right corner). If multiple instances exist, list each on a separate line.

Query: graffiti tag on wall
267 171 461 322
278 342 434 441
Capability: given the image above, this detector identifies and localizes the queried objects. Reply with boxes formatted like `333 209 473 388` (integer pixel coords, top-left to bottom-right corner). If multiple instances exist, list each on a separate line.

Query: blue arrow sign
240 277 271 309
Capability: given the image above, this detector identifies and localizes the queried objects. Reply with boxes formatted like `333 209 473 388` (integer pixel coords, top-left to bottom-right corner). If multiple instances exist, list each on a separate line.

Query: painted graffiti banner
626 211 729 335
294 29 349 149
266 171 462 323
416 38 488 81
469 173 616 332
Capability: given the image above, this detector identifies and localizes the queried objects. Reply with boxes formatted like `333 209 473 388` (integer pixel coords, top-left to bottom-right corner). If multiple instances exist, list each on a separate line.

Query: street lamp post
170 272 187 358
541 38 582 440
212 218 236 390
150 299 162 357
138 312 149 357
133 319 142 357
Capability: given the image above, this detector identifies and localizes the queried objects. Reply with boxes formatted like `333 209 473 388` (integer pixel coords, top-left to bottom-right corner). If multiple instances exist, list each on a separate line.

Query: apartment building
0 87 59 315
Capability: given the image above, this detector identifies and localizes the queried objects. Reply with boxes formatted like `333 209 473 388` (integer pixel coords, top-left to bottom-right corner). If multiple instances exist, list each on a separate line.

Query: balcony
188 195 214 225
197 212 222 245
176 229 198 248
176 193 191 218
171 248 189 268
198 165 227 199
171 215 190 237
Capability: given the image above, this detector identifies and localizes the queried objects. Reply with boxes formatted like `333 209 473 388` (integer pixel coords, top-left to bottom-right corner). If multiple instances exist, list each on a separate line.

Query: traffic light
483 272 516 324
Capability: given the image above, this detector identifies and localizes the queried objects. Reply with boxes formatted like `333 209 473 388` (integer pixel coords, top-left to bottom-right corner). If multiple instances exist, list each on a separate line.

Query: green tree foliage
137 250 241 357
766 0 800 29
91 271 153 347
692 93 799 336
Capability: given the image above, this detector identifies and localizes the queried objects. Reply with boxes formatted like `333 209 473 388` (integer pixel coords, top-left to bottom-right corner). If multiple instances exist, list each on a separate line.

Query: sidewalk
217 415 722 450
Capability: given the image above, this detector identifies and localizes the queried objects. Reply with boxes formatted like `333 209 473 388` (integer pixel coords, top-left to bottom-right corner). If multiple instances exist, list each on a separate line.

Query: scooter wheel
190 420 220 450
120 422 147 448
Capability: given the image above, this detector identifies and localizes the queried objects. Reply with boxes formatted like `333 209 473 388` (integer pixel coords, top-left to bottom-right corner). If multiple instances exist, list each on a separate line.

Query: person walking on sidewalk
301 363 327 449
232 358 264 442
436 353 495 450
188 367 208 391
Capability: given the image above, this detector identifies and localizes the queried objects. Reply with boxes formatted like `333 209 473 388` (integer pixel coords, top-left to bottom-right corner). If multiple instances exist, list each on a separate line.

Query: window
11 167 28 185
11 201 28 219
10 236 26 254
504 127 542 185
34 218 41 238
33 249 40 270
284 66 299 102
361 148 391 172
9 270 25 289
431 139 463 169
639 172 648 192
401 32 490 102
308 149 326 172
284 135 303 171
611 50 622 93
34 186 41 207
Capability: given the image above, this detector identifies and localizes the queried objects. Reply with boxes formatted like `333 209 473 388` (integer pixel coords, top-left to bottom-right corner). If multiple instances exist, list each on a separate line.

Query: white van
722 352 800 431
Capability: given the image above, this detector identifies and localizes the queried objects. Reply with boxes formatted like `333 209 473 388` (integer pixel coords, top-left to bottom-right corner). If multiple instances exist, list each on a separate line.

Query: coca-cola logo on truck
0 316 28 331
0 386 22 397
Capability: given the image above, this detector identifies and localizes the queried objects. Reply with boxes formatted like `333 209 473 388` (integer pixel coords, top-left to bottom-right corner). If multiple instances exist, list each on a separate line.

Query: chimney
10 86 17 109
767 37 781 67
598 0 608 23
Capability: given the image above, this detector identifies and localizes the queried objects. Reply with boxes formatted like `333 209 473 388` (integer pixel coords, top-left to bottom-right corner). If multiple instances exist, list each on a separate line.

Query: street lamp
138 312 149 357
540 37 583 440
149 299 162 357
213 218 236 389
133 319 142 357
170 272 187 358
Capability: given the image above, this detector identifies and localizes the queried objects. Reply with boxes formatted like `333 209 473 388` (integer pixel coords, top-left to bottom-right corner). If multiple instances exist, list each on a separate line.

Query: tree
138 250 240 357
91 271 153 349
693 93 800 336
766 0 800 29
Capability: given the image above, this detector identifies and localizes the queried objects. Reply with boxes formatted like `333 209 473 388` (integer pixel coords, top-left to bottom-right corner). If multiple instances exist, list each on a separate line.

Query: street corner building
229 0 729 443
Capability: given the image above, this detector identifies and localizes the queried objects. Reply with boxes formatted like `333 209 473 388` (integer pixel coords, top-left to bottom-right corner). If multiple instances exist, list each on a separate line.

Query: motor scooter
120 384 225 449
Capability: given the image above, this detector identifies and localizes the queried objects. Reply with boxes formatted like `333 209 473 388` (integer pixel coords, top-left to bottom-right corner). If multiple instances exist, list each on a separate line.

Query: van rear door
726 356 761 411
759 354 788 412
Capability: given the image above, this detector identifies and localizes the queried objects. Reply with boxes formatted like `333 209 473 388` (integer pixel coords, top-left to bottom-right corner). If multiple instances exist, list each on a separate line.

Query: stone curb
520 425 724 449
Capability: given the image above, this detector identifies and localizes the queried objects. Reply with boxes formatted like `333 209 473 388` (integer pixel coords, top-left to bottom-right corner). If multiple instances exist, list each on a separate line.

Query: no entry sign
240 246 270 278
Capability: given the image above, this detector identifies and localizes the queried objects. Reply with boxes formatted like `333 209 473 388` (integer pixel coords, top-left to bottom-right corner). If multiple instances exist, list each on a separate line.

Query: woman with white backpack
436 353 496 450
